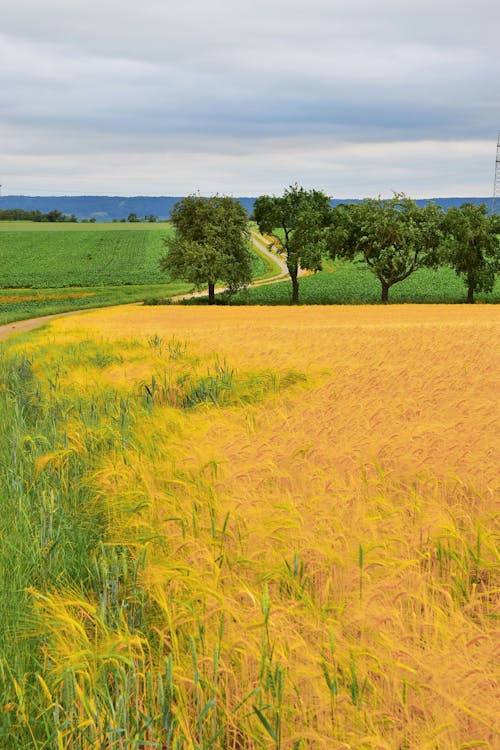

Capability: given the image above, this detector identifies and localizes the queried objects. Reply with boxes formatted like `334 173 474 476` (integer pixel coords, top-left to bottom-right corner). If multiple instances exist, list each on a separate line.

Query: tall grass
0 283 192 326
0 304 498 748
0 350 106 745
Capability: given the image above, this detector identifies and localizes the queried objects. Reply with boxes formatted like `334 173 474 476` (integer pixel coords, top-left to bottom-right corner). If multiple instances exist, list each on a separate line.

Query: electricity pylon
493 131 500 214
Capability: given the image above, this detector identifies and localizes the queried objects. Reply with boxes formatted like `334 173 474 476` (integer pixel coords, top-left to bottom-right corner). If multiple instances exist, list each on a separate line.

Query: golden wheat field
3 304 499 749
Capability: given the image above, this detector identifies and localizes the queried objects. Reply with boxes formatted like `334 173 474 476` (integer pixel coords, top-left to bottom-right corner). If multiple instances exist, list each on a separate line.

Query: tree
44 209 66 223
127 212 140 223
442 202 500 303
159 194 252 304
490 211 500 235
328 195 443 302
253 184 332 304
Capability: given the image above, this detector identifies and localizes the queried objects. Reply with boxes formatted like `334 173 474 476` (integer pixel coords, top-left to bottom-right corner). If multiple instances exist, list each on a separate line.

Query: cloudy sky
1 0 499 197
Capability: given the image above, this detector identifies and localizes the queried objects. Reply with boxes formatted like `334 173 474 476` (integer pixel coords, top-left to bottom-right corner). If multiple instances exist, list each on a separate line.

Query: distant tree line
162 188 500 304
0 208 79 222
124 213 159 223
0 209 159 223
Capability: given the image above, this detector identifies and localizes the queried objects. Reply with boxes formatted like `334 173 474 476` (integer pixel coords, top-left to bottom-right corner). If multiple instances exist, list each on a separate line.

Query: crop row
0 228 174 287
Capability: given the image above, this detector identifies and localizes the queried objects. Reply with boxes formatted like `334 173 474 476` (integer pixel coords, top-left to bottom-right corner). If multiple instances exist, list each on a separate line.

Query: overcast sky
1 0 499 197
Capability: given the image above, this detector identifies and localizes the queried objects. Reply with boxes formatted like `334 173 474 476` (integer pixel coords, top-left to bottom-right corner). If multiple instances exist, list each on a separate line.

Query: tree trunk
291 271 299 305
208 282 215 305
466 277 475 304
381 281 390 303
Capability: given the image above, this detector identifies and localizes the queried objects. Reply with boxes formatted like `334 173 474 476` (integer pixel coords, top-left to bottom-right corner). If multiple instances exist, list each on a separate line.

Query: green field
206 258 500 305
0 222 271 323
0 284 196 326
0 221 176 233
0 221 269 288
0 222 176 288
1 222 498 326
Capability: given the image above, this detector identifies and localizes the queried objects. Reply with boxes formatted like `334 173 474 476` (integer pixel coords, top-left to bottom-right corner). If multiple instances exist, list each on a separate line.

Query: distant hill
0 196 256 222
0 195 494 222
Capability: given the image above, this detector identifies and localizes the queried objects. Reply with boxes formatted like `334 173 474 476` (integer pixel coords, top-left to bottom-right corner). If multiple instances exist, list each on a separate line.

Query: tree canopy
441 202 500 303
253 184 332 304
328 194 443 302
0 208 77 222
159 194 252 304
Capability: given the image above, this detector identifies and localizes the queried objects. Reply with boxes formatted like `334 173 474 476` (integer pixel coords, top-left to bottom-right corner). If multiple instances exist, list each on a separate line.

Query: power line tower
493 131 500 214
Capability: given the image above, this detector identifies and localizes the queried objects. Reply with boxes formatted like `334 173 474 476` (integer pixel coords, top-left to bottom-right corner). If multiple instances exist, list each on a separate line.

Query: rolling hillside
0 194 494 222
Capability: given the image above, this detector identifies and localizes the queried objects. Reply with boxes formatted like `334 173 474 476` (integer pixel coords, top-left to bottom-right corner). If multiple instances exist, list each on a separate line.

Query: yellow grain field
5 304 499 749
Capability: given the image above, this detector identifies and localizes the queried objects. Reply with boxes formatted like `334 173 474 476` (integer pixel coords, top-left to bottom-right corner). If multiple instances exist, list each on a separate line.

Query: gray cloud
1 0 499 195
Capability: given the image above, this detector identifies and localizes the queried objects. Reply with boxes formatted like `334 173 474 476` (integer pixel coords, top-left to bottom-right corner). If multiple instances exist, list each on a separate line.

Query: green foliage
160 195 252 304
253 184 332 303
0 208 77 222
442 202 500 302
328 195 444 302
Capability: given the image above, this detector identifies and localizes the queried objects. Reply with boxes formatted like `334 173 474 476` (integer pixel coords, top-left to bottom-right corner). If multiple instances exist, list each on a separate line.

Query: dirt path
0 233 297 342
249 232 290 279
0 308 107 341
167 232 294 302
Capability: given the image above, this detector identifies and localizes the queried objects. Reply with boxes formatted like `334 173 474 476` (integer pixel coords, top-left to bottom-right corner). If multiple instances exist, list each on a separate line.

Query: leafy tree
253 184 332 304
145 214 158 223
328 194 443 302
490 211 500 235
159 194 252 304
44 209 66 222
127 212 140 223
442 203 500 303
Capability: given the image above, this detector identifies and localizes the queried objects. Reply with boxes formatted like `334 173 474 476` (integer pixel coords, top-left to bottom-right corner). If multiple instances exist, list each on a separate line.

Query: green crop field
0 222 270 289
0 222 193 323
0 221 272 324
1 222 498 326
0 222 176 288
206 258 500 305
0 221 175 233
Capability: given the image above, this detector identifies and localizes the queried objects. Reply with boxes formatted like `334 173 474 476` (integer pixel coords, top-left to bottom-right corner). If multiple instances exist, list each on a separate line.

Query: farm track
0 307 106 341
249 232 289 279
0 233 295 341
